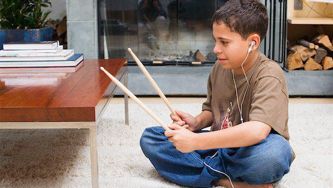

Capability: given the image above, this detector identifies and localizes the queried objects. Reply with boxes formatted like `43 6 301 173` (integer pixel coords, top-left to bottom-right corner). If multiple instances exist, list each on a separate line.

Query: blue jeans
140 126 293 187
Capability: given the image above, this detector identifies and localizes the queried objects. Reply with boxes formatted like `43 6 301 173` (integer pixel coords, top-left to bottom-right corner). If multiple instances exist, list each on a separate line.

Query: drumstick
100 67 170 131
128 48 179 119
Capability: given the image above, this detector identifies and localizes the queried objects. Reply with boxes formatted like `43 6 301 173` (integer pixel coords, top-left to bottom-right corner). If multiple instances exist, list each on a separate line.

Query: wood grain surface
0 59 126 122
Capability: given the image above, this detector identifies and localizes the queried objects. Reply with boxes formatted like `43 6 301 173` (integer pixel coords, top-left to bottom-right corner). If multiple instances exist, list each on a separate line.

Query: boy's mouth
217 58 227 62
217 55 227 60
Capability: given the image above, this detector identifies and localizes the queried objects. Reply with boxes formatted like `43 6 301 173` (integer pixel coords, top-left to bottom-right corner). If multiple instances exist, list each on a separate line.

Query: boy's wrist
194 116 202 130
193 133 204 150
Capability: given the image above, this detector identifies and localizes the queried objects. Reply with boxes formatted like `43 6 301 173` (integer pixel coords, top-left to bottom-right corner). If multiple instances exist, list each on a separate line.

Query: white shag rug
0 99 332 188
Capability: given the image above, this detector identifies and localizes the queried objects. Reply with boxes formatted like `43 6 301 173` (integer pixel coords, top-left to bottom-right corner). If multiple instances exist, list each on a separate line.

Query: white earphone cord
191 152 235 188
232 43 251 123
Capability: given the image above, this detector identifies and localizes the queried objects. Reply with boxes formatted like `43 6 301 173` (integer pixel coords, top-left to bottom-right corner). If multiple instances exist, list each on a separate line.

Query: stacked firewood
287 34 333 71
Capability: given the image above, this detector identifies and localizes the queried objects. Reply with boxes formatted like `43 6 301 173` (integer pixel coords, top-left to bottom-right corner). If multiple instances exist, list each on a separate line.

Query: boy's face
212 22 250 70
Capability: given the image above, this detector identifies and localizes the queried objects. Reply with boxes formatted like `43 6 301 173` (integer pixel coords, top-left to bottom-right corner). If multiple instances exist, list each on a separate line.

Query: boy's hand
170 110 198 132
165 123 198 153
170 111 186 127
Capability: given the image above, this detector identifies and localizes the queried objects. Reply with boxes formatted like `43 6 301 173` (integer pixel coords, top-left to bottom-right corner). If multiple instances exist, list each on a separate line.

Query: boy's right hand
170 111 198 132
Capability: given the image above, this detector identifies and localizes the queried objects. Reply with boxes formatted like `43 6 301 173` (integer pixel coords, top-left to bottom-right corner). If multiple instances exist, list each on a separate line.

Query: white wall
44 0 67 20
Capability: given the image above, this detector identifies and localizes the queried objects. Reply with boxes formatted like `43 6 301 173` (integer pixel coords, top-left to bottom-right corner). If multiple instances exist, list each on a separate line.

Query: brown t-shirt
202 53 290 139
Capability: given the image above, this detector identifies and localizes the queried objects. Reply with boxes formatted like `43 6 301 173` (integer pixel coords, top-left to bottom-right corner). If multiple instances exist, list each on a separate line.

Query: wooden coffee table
0 59 128 188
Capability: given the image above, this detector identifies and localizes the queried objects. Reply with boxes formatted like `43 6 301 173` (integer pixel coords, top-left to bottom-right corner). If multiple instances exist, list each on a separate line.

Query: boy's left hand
165 123 198 153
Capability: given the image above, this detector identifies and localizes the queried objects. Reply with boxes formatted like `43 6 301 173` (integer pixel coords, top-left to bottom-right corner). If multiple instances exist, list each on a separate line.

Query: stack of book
0 41 84 73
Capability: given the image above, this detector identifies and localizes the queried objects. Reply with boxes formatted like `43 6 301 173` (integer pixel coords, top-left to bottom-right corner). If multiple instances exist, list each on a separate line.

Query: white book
1 45 64 53
0 49 75 61
0 54 83 67
3 41 59 50
0 61 84 73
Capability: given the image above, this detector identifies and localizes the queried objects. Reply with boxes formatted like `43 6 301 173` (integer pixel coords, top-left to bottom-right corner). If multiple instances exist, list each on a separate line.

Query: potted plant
0 0 53 49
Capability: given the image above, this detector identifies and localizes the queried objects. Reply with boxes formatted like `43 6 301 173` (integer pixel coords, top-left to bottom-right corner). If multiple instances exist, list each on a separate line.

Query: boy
140 0 293 187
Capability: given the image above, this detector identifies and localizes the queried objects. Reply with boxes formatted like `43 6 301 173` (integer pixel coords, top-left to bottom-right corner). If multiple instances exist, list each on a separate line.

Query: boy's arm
194 121 271 150
171 110 213 132
194 110 214 130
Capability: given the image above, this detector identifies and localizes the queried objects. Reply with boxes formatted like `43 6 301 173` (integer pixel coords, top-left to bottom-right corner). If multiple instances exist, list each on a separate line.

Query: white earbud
248 41 255 53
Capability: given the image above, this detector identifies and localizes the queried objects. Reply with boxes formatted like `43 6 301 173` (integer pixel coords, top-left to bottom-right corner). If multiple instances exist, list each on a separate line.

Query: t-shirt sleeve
249 75 288 136
202 72 212 112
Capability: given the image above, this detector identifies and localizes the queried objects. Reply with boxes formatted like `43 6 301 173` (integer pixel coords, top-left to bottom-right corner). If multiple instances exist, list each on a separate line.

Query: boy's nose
213 45 222 54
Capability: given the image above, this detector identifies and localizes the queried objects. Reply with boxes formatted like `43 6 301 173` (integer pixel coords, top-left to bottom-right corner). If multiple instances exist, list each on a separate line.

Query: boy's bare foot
215 178 273 188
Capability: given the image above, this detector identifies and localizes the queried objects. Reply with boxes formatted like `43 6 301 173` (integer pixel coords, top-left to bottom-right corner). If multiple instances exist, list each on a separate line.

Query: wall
43 0 99 58
46 0 67 20
66 0 98 59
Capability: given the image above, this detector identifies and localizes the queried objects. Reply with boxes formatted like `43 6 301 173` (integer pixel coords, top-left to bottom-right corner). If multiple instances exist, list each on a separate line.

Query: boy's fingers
164 129 177 138
170 112 181 121
175 120 185 126
168 123 182 130
168 137 175 143
175 110 189 119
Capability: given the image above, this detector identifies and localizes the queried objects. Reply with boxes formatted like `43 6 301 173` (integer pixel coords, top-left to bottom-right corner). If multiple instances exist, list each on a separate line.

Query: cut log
322 56 333 70
297 39 319 49
287 52 304 70
313 34 333 52
289 45 316 61
314 47 328 64
302 49 317 61
289 45 307 53
194 50 207 62
304 58 322 71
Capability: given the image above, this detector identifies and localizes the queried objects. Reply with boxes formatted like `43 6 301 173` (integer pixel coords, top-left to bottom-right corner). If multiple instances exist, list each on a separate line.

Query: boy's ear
248 34 261 51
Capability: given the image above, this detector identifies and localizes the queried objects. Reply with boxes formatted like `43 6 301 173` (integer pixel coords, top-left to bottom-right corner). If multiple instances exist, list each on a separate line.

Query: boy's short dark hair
212 0 268 42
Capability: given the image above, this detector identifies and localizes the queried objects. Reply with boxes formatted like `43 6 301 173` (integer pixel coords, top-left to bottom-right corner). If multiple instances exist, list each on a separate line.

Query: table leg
124 71 129 126
90 125 99 188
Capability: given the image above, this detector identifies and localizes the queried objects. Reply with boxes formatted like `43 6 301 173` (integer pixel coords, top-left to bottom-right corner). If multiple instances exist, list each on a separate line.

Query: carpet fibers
0 99 332 188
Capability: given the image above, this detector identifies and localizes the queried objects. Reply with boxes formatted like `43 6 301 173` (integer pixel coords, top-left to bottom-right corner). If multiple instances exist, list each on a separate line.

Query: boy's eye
220 40 229 45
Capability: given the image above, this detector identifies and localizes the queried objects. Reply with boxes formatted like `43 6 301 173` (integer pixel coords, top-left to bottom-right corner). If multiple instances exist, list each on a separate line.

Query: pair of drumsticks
100 48 179 131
